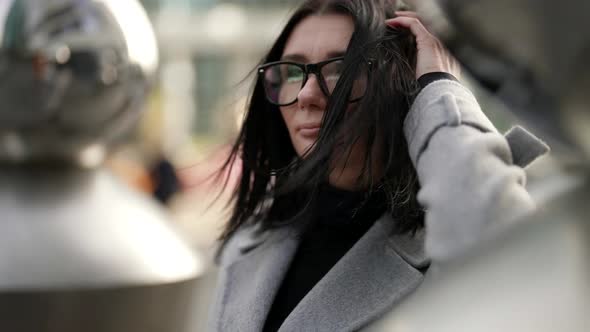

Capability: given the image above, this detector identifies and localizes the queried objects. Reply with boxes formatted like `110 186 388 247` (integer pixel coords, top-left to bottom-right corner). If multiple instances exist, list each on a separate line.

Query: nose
297 74 327 111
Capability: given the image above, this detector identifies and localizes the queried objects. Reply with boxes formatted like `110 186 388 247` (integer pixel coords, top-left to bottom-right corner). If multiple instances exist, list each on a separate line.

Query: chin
295 142 317 158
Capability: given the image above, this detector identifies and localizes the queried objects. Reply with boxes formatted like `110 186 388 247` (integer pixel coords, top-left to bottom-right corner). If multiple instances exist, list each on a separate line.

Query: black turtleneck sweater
262 185 386 332
261 73 452 331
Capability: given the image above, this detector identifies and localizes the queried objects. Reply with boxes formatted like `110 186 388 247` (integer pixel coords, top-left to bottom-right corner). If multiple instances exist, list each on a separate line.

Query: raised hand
386 11 461 79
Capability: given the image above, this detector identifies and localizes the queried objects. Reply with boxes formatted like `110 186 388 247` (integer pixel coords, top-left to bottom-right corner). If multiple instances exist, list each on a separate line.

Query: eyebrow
280 50 346 62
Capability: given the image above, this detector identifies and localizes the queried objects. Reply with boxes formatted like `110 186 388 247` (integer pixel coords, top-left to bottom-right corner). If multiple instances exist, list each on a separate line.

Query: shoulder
389 229 430 270
371 214 430 271
387 227 430 271
216 222 266 267
405 79 548 168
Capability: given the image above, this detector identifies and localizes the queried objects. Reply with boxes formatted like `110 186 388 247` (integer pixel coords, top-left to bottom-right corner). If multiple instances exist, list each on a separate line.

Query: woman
208 0 545 331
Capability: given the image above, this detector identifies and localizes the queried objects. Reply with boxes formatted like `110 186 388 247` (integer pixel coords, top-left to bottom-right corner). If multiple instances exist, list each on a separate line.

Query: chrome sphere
0 0 158 166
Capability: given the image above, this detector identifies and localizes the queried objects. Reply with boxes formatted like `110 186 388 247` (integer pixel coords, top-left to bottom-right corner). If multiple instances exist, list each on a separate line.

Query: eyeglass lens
262 59 367 106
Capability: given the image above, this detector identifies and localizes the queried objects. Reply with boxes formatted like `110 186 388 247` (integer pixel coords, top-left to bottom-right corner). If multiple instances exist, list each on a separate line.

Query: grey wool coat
207 80 549 332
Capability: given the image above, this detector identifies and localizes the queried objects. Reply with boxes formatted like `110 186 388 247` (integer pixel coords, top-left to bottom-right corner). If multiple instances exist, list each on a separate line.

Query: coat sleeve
404 80 548 263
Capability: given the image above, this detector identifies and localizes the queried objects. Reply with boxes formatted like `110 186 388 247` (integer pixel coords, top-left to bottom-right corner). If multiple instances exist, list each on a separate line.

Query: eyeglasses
258 56 371 106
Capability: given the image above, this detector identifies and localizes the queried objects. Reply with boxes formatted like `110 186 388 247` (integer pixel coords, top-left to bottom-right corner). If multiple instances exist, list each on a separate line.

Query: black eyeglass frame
257 56 373 107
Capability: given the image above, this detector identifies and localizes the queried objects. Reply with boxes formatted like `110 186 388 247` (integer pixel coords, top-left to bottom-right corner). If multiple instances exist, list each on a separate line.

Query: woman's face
279 13 355 157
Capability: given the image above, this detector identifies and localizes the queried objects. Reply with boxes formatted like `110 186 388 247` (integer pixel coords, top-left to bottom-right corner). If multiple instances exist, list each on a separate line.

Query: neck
328 165 364 191
328 150 383 192
328 160 383 191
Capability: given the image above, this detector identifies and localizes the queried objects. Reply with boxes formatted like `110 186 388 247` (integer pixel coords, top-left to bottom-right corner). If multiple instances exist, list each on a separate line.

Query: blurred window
139 0 161 12
219 0 300 6
193 54 229 135
143 0 300 11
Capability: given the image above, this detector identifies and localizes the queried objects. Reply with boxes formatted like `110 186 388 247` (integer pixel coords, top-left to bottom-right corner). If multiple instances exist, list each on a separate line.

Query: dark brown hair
218 0 423 241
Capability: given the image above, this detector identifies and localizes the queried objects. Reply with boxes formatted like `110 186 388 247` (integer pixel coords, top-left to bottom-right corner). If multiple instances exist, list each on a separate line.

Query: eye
285 65 304 83
321 60 344 81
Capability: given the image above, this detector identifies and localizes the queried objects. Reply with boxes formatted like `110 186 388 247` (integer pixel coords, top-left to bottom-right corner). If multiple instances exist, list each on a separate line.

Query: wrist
417 72 459 89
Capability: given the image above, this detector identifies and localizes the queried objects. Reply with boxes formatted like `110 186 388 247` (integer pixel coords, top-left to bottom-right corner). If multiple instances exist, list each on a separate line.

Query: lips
298 123 321 137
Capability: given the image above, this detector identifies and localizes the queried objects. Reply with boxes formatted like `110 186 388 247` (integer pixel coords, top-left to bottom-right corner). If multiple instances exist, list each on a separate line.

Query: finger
451 57 462 79
385 16 431 41
394 10 419 19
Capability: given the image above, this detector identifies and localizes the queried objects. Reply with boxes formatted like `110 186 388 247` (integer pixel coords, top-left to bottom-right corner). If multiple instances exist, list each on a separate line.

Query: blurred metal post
0 1 204 331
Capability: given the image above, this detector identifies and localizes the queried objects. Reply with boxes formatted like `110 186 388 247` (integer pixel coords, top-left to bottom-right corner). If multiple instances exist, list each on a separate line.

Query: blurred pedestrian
150 155 181 205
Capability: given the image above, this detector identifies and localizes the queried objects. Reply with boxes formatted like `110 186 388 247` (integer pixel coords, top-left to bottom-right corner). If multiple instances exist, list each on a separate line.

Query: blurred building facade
115 0 301 262
137 0 299 164
136 0 526 162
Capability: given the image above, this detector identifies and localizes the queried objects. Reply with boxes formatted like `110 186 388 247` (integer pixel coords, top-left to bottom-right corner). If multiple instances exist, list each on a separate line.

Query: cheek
279 106 297 134
280 106 315 157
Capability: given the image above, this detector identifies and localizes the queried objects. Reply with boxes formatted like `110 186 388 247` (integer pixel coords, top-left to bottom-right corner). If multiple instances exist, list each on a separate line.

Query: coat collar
211 214 429 332
211 223 303 332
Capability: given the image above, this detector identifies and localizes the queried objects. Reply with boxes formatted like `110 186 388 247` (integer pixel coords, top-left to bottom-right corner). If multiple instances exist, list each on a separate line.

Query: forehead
282 13 354 62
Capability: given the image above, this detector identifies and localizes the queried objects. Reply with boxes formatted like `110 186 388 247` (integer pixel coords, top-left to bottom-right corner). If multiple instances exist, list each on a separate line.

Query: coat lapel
279 215 428 332
211 224 303 332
